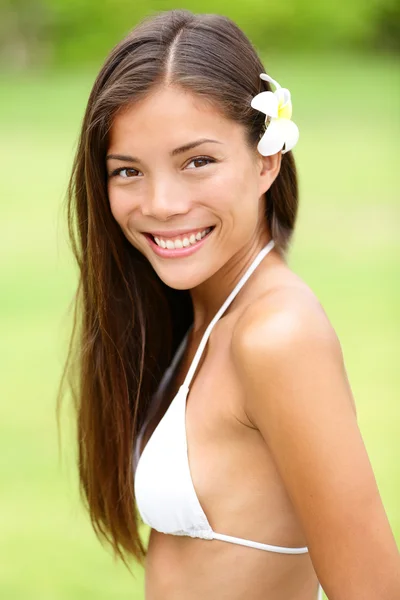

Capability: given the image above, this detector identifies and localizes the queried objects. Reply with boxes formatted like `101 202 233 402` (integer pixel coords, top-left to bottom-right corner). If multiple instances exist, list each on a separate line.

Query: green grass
0 50 399 598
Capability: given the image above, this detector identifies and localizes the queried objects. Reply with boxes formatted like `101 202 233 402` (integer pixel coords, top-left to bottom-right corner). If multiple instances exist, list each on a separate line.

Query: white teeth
154 227 212 249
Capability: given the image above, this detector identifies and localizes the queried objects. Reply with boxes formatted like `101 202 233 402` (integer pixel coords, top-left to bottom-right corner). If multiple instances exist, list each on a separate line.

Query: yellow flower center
278 96 292 120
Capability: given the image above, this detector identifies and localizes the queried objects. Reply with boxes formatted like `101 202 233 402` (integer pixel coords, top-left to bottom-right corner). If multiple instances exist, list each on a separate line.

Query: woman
58 8 400 600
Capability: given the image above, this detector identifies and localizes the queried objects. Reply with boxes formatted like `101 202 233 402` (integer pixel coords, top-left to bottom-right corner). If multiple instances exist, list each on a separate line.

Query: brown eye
110 167 140 178
119 168 139 178
186 157 215 169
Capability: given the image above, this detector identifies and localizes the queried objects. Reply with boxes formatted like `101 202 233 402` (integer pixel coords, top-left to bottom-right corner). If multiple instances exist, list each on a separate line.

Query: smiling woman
57 7 400 600
104 85 278 284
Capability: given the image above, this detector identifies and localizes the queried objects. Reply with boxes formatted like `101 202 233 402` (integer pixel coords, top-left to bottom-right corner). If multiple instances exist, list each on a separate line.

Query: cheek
107 185 134 224
208 164 255 211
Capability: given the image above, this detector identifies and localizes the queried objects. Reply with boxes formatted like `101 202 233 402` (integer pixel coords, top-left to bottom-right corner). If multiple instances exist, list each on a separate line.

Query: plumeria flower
250 73 299 156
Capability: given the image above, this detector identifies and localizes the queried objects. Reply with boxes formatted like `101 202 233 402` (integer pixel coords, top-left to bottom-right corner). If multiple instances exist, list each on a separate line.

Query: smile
144 226 215 258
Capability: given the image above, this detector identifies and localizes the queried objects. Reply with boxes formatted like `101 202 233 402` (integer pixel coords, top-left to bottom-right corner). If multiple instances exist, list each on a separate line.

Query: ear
256 150 282 197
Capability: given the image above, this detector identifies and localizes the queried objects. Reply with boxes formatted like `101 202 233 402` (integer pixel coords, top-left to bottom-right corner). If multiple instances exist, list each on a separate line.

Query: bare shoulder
231 279 357 418
232 282 345 393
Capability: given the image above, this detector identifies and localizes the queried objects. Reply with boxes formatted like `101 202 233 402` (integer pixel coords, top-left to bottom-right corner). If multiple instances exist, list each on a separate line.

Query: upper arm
232 290 400 600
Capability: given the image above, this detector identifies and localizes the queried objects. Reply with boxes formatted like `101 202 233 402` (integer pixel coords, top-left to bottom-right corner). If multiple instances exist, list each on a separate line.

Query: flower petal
259 73 281 90
279 118 300 153
279 102 292 120
277 88 292 120
257 118 286 156
250 91 278 118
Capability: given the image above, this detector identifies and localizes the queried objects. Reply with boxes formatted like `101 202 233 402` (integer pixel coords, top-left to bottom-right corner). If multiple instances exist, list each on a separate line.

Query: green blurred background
0 1 399 599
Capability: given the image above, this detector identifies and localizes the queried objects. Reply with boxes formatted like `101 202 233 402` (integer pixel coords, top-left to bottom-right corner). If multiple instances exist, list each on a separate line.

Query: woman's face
106 85 280 289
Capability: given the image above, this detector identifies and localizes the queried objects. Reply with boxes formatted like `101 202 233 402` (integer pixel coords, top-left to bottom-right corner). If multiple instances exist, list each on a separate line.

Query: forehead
108 85 243 148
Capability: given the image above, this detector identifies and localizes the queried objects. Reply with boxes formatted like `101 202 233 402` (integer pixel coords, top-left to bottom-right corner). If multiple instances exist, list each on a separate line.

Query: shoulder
231 281 357 422
232 282 342 373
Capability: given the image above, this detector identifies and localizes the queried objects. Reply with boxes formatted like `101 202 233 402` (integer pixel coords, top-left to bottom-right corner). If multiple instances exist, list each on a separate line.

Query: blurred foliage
0 0 399 71
371 0 400 51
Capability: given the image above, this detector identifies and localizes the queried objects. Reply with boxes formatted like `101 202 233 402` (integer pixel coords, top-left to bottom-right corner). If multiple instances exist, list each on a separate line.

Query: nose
141 179 190 220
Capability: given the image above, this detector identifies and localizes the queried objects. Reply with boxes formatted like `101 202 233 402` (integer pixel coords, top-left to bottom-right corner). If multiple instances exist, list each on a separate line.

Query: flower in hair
250 73 299 156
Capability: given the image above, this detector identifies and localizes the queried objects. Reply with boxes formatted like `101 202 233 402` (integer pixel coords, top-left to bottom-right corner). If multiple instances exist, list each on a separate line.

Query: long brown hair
56 8 299 572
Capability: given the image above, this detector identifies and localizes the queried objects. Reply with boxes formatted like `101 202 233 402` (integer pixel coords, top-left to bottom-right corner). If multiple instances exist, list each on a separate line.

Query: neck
189 233 276 332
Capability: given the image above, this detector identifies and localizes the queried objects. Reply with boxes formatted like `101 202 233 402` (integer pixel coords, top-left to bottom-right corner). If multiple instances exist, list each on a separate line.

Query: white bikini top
133 239 323 599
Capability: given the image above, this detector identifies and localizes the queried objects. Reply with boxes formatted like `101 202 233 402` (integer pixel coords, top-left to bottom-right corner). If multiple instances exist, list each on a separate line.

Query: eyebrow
106 138 222 162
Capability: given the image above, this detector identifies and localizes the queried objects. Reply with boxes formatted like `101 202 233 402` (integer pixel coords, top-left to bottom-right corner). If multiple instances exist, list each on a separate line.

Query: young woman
59 8 400 600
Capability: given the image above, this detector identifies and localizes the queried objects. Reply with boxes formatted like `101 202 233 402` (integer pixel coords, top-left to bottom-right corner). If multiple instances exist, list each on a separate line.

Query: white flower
250 73 299 156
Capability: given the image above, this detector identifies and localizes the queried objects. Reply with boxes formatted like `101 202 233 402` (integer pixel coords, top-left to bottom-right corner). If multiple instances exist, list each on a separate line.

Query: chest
138 318 304 546
140 324 244 455
141 324 284 521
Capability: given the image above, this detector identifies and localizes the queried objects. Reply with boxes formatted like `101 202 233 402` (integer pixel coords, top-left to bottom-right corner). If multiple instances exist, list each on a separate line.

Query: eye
109 156 216 179
110 167 140 178
186 156 216 170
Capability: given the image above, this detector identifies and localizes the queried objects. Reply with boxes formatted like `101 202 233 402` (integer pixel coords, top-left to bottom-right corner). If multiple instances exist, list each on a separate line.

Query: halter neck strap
182 239 275 390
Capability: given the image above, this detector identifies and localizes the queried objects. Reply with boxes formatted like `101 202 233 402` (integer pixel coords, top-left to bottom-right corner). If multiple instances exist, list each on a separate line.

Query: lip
143 227 213 239
143 227 215 258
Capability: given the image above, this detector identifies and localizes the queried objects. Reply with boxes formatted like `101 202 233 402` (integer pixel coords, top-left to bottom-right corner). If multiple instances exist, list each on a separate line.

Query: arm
232 290 400 600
